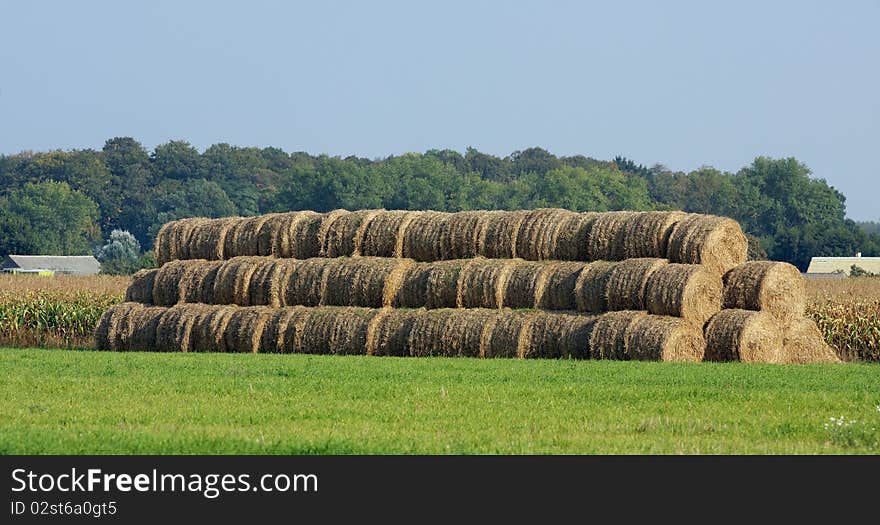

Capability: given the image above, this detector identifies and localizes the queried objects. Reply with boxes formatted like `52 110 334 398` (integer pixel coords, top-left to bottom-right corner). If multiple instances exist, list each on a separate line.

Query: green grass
2 348 879 454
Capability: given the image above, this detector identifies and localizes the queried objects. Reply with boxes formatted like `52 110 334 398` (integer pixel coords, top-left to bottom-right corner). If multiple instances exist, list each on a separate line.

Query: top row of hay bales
155 209 748 275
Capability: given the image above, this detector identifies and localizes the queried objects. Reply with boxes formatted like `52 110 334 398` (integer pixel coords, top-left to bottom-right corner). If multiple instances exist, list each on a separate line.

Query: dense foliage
2 138 877 270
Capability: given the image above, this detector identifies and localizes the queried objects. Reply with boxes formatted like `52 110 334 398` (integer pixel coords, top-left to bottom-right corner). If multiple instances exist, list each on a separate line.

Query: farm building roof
1 255 101 276
805 256 880 276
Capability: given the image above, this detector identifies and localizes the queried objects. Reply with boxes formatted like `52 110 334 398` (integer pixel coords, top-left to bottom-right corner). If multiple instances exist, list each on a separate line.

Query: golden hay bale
315 209 352 257
322 257 400 307
381 259 415 307
274 306 315 353
523 311 596 359
644 263 722 327
99 302 142 351
297 307 379 355
280 211 322 259
388 262 430 308
536 262 587 310
703 309 784 363
667 214 748 275
624 315 705 362
456 258 517 308
212 257 266 306
125 269 157 304
585 211 638 261
401 211 450 262
223 306 273 353
93 306 115 351
478 210 529 259
282 258 334 307
189 305 237 353
485 310 533 358
516 209 575 261
151 260 190 306
408 309 498 358
551 212 598 261
248 258 285 307
589 310 647 360
501 260 545 309
722 261 806 325
254 213 290 257
357 210 421 257
258 306 305 353
190 217 239 260
227 215 278 257
172 218 214 261
107 302 144 351
605 258 668 311
782 317 841 364
123 306 167 351
425 260 468 308
320 209 384 258
439 211 486 260
155 304 204 353
365 308 420 356
178 260 224 304
154 221 176 266
574 261 616 312
618 211 687 259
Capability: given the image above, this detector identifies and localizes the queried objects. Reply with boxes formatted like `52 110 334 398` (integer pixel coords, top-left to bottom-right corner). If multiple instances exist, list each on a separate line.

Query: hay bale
151 260 190 306
516 209 575 261
624 315 705 362
457 258 517 308
478 211 529 259
232 215 279 257
401 211 450 262
409 309 497 358
644 263 722 327
179 260 225 304
190 217 239 260
501 261 545 309
425 260 468 308
259 306 307 353
125 269 157 304
223 306 273 353
282 211 323 259
782 317 841 364
320 209 384 257
485 310 533 358
439 211 485 260
97 302 142 351
107 302 144 351
589 310 647 360
323 257 399 307
122 305 166 352
536 262 586 310
189 305 237 353
255 213 290 257
275 306 315 354
298 307 379 355
365 308 420 356
704 309 784 363
315 209 352 257
574 261 616 312
389 262 430 308
359 210 408 257
93 306 115 351
618 211 687 259
381 259 416 307
605 258 668 311
248 258 286 307
585 211 638 261
154 221 175 266
551 212 598 261
212 257 265 306
282 258 332 307
155 304 203 353
524 311 596 359
667 214 748 275
722 261 806 325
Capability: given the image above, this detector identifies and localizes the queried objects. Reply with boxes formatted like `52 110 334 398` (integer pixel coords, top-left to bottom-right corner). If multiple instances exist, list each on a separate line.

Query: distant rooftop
1 255 101 276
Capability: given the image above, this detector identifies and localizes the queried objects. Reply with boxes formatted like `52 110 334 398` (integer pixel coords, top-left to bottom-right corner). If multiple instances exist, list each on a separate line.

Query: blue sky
1 1 878 219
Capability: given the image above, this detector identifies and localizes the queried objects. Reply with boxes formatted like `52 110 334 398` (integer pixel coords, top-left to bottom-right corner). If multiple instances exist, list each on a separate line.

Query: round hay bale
323 257 399 307
485 309 534 358
605 258 668 311
523 311 596 359
589 310 647 360
722 261 806 325
189 305 237 352
151 260 191 306
298 307 379 355
425 260 468 308
440 211 486 260
320 209 384 258
258 307 307 354
618 211 688 259
255 213 289 257
281 211 323 259
501 260 544 309
703 309 784 363
409 309 496 358
389 262 430 308
248 258 286 307
516 208 575 261
280 259 330 307
154 221 176 266
478 211 529 259
190 217 239 260
585 211 638 261
782 317 841 364
315 209 352 257
536 261 587 310
178 260 225 304
624 315 705 362
107 302 145 351
212 257 265 306
365 307 420 356
221 217 250 259
276 306 315 353
231 215 278 257
124 306 169 351
551 212 598 261
155 304 202 353
457 258 517 308
223 306 273 353
125 269 157 304
644 263 722 327
667 214 748 275
358 210 409 257
98 302 143 351
574 261 616 312
381 259 416 307
93 306 115 351
401 211 450 262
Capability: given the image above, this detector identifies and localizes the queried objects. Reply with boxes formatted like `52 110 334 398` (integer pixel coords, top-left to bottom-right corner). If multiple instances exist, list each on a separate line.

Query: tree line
1 137 877 272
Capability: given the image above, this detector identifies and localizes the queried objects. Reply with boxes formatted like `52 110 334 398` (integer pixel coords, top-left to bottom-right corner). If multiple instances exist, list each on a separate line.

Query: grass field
2 347 878 454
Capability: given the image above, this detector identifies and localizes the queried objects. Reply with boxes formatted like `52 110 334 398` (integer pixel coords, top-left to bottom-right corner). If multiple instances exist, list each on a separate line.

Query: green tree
151 140 201 180
96 229 142 275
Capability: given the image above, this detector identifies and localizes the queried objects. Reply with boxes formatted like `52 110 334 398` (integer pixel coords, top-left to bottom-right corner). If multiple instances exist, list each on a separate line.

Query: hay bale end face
704 309 784 363
624 315 705 362
479 211 529 259
782 317 841 364
644 263 722 327
722 261 806 325
667 214 748 275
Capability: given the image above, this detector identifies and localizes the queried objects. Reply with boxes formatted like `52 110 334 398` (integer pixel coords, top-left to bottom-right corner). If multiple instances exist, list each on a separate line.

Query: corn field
806 277 880 362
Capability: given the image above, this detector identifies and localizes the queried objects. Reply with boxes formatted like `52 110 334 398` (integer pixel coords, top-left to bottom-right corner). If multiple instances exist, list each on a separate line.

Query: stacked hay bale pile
98 209 837 363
